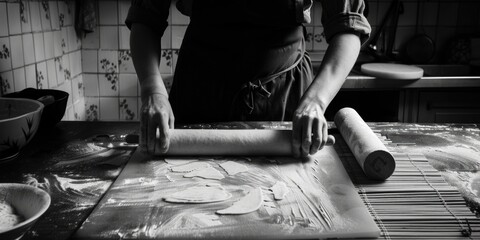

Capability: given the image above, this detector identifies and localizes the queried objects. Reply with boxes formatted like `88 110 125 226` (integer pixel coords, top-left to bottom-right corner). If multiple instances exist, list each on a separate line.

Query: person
126 0 371 158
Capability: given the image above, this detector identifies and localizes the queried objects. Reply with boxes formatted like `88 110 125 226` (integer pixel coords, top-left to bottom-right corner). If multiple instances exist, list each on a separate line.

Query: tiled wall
0 0 84 120
2 0 480 121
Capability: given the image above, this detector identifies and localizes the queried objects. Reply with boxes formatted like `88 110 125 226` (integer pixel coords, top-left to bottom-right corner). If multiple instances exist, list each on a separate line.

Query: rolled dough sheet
162 129 293 156
163 186 232 203
184 167 225 180
169 162 210 173
219 161 248 175
216 187 263 215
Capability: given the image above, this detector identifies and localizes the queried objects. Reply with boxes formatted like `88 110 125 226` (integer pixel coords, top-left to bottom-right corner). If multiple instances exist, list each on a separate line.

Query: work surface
1 121 480 239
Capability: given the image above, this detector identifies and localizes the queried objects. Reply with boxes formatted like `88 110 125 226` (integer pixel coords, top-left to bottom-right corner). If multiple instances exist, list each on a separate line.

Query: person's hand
292 99 328 158
140 93 175 155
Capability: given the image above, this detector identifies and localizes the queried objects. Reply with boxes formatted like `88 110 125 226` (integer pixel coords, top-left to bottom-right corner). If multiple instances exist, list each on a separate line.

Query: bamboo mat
336 133 480 239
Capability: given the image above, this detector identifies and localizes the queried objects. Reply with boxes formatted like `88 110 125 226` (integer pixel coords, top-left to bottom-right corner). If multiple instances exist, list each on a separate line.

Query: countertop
1 121 480 239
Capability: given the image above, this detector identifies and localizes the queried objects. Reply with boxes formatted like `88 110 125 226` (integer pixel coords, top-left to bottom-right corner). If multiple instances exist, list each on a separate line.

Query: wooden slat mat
335 133 480 239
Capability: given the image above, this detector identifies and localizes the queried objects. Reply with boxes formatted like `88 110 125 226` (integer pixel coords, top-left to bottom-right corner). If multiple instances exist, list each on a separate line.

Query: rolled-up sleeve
125 0 171 37
320 0 371 45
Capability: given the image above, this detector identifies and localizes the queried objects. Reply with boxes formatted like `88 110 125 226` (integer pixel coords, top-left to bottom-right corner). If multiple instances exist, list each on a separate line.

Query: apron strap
236 44 306 115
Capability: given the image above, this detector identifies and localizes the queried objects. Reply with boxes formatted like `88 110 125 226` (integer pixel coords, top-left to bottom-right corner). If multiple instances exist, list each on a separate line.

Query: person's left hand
292 99 328 158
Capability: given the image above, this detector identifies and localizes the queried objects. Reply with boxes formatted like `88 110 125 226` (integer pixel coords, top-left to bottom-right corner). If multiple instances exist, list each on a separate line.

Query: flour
269 182 289 200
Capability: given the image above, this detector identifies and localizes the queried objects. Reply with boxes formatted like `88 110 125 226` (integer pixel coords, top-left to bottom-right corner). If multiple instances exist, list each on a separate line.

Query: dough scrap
170 162 210 173
219 161 248 175
269 181 289 200
216 187 263 215
0 201 23 230
184 167 225 180
163 186 232 203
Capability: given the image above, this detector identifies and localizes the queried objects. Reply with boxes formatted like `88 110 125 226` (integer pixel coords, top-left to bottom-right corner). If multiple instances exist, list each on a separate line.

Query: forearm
130 23 168 98
306 33 361 111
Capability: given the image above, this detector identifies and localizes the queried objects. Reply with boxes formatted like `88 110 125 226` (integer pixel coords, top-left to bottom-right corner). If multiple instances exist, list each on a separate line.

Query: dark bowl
4 88 69 129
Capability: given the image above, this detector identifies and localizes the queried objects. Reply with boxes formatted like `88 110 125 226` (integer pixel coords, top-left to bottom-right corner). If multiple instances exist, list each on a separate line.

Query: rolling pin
334 107 396 180
125 130 335 156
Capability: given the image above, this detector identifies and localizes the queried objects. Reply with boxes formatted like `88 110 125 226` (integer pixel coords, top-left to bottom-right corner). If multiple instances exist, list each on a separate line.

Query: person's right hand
140 93 175 155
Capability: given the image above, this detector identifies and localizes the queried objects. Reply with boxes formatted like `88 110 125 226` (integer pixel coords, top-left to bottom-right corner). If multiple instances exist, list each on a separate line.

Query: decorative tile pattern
119 97 137 121
0 37 11 72
0 71 13 95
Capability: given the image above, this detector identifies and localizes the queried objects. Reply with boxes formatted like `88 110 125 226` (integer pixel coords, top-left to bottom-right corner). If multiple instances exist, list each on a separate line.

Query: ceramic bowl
0 183 51 240
0 98 44 164
4 88 69 129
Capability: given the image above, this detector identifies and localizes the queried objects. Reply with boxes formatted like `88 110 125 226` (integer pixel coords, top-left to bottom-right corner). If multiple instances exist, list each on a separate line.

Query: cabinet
416 89 480 123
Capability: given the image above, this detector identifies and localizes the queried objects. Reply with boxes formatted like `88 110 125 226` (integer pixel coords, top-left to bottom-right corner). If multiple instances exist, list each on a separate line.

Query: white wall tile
313 27 328 51
0 3 9 37
29 1 42 32
53 30 62 57
163 74 173 93
71 75 80 103
10 35 24 69
162 26 171 49
118 0 130 25
20 1 32 33
0 71 13 95
100 97 119 120
100 26 119 50
13 67 26 92
46 59 57 88
7 3 22 35
83 73 99 97
55 57 65 85
40 1 52 31
99 73 119 97
22 33 35 65
61 28 68 53
305 27 314 51
118 50 134 73
0 37 12 72
99 1 118 25
171 26 186 49
25 64 36 88
82 27 100 49
171 2 190 25
74 98 86 120
119 73 137 96
49 1 60 30
67 26 81 52
44 31 54 60
118 26 130 50
160 49 172 74
61 53 71 81
85 97 99 121
35 61 48 89
82 50 98 73
119 97 137 120
33 32 45 62
70 50 82 77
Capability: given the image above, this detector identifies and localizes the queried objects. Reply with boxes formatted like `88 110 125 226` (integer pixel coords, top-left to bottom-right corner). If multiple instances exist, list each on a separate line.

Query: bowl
0 98 44 164
0 183 51 240
4 88 69 129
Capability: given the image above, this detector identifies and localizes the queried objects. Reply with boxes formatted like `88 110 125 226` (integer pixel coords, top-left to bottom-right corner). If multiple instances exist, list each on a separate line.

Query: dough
0 200 23 230
269 182 289 200
163 186 232 203
164 158 198 165
184 167 225 180
219 161 248 175
169 162 210 173
216 187 263 215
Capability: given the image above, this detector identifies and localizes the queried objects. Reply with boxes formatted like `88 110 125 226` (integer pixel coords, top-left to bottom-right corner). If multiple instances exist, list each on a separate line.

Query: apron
169 0 313 123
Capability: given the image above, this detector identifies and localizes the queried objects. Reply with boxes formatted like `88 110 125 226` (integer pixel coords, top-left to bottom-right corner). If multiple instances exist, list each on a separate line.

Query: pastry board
74 146 379 239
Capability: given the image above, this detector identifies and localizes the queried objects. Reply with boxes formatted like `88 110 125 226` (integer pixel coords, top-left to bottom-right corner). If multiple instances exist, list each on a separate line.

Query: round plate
361 63 424 80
